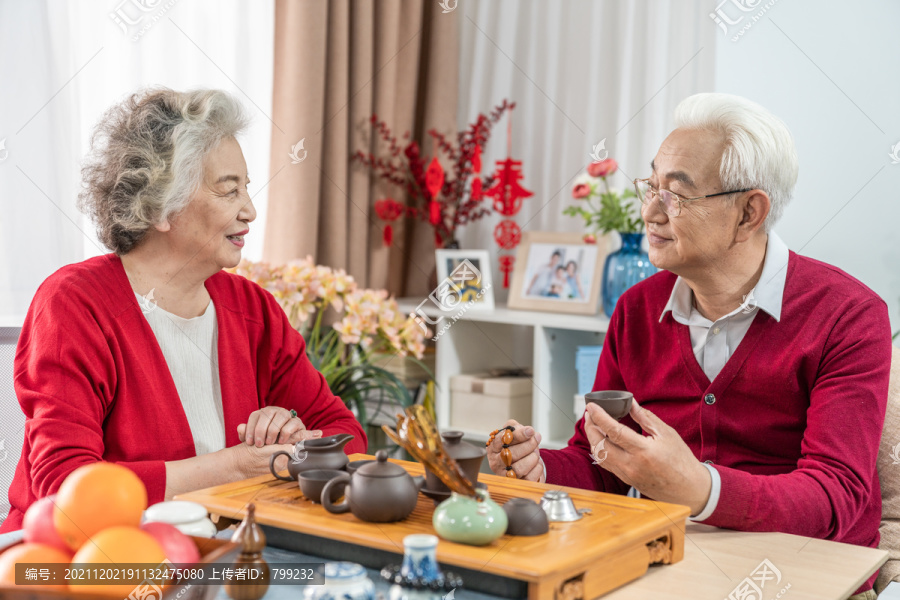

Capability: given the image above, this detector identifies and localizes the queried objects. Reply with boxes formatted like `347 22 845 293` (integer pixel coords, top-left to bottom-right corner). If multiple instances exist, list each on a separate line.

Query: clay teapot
269 433 354 482
321 450 425 522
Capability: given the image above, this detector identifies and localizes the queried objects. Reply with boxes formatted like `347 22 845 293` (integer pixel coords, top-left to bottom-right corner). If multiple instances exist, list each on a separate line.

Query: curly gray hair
78 88 250 254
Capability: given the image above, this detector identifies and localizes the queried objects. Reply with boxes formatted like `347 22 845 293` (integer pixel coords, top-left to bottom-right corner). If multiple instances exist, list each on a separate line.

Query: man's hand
238 406 322 446
584 402 711 515
486 420 544 482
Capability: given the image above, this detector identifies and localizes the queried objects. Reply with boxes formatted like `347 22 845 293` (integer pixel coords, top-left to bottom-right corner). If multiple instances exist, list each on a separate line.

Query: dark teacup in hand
584 390 633 420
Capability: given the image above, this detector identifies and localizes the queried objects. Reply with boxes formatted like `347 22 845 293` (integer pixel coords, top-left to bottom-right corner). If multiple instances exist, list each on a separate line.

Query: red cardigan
1 254 367 532
542 251 891 591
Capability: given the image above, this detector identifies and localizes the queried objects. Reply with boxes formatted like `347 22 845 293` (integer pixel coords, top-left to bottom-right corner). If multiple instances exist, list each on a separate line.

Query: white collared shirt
640 232 789 521
660 232 788 381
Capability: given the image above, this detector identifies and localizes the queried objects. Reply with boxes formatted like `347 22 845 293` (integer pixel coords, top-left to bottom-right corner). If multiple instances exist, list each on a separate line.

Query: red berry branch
353 99 515 248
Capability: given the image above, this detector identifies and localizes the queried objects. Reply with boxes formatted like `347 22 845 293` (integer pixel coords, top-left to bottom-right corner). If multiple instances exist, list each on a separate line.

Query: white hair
674 93 798 231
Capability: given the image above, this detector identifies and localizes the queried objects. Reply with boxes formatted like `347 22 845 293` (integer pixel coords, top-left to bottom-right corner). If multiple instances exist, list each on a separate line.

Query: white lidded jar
143 500 217 537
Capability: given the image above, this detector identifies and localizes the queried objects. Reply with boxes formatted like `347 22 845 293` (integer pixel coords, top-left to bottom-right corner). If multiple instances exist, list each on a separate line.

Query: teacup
584 390 633 420
299 469 346 503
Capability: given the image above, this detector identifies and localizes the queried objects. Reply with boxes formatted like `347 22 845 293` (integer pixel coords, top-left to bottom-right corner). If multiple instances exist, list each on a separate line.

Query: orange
70 526 166 596
0 543 72 591
54 462 147 551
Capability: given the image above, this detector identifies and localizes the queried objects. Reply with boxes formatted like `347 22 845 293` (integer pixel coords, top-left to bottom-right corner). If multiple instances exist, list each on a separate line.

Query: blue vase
601 232 657 318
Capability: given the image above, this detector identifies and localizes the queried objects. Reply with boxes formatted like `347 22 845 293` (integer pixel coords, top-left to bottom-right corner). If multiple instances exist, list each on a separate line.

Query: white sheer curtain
455 0 716 302
0 0 274 316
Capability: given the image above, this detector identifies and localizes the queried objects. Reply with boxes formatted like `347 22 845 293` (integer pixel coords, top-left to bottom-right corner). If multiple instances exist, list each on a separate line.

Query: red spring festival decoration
484 111 532 287
352 100 515 250
374 198 405 247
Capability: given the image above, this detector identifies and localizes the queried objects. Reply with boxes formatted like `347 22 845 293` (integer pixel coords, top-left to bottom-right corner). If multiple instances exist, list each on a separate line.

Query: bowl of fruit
0 462 239 599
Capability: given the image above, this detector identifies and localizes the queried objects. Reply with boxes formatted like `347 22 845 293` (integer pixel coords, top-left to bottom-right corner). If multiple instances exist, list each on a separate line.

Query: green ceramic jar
432 488 507 546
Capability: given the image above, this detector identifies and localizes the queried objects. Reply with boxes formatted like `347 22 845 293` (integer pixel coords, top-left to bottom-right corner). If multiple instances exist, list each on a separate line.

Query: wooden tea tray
176 454 690 600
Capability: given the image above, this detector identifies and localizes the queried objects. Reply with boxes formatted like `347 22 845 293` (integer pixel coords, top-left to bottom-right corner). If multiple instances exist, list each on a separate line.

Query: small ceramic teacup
584 390 633 420
299 469 346 504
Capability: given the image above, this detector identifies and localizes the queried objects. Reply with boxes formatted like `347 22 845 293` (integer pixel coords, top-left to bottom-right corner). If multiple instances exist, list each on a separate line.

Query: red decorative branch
352 99 515 247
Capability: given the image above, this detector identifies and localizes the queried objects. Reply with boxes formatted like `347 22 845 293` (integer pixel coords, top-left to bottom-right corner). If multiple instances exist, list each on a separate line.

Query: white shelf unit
397 299 609 450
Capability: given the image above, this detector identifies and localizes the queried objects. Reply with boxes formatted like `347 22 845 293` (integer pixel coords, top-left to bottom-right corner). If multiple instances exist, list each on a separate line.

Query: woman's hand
227 441 296 479
486 420 544 482
237 406 323 446
583 402 711 515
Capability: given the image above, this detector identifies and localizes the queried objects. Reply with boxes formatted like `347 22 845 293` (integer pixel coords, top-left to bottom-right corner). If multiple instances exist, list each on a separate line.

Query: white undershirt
138 294 226 456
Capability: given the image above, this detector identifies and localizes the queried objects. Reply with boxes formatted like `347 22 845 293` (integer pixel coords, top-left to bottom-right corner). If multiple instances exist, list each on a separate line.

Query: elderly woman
0 88 366 532
488 93 891 598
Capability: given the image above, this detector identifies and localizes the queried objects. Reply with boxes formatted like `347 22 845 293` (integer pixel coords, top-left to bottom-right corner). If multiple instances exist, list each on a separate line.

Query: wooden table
603 522 888 600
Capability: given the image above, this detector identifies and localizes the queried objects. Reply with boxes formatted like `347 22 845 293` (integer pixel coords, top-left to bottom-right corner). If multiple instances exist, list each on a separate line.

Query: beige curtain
265 0 459 296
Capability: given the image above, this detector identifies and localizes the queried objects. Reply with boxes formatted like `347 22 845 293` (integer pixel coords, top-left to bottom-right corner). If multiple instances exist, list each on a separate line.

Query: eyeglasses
634 178 753 217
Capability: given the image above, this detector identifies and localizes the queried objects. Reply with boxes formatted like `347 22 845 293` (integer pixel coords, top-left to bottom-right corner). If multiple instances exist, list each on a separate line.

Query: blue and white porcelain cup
400 534 442 582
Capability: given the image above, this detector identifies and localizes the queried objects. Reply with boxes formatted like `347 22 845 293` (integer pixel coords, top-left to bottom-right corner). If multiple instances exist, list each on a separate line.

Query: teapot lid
357 450 408 478
441 431 485 461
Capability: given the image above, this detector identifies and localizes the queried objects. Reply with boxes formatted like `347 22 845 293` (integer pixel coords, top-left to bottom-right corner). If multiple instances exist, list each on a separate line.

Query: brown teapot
321 450 425 522
269 433 354 481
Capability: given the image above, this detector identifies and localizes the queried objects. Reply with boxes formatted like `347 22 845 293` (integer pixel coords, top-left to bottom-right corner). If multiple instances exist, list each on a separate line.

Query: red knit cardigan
1 254 367 531
541 251 891 592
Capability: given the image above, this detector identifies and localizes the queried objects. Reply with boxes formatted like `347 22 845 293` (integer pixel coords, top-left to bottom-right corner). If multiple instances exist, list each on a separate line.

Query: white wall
712 0 900 331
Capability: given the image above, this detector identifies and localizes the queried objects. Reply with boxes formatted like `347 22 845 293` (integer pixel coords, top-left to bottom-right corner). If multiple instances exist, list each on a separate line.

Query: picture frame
507 231 608 315
434 249 496 311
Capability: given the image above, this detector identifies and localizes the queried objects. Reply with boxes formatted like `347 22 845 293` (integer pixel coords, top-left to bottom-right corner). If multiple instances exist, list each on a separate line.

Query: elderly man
488 93 892 599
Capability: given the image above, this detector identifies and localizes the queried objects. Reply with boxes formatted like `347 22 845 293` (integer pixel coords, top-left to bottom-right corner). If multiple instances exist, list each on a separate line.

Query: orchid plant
229 258 430 427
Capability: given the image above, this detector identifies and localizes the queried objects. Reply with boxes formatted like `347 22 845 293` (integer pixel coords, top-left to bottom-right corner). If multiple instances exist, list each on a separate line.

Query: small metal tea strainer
540 490 592 522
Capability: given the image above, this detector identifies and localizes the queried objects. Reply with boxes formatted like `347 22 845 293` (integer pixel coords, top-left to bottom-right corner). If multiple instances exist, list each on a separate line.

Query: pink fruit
22 495 72 556
140 522 201 564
